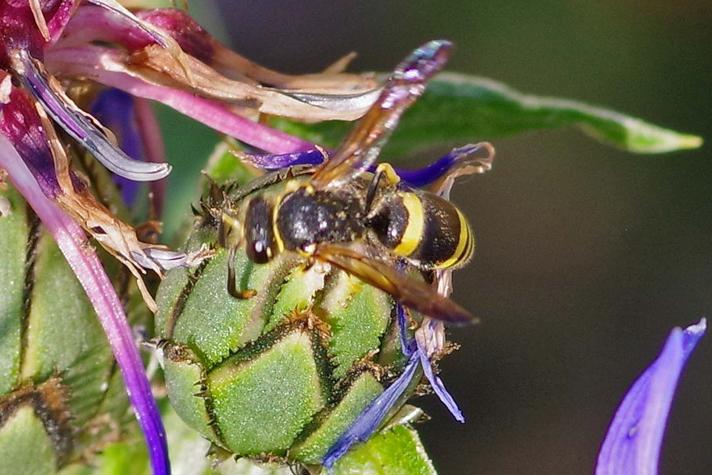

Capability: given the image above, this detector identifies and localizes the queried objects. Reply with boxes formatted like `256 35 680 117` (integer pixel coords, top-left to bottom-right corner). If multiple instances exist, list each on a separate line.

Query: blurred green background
159 1 712 473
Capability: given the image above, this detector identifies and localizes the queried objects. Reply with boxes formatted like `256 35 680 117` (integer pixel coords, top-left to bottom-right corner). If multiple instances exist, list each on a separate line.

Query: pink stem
0 135 170 475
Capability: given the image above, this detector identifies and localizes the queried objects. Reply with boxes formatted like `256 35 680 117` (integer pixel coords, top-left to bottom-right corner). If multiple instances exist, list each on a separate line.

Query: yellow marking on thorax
437 208 472 269
394 192 424 256
376 163 401 185
272 194 285 253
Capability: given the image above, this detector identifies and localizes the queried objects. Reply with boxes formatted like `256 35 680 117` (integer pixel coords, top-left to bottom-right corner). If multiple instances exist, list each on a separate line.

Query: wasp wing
310 40 452 190
313 243 476 325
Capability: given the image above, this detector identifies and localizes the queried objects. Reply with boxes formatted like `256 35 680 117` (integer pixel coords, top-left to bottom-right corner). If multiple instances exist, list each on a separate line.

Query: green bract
155 172 422 467
0 184 141 475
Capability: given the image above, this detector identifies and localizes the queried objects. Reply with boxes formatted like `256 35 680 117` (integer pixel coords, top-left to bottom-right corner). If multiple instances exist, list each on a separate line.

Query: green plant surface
272 73 701 158
0 405 57 475
331 424 437 475
0 185 28 396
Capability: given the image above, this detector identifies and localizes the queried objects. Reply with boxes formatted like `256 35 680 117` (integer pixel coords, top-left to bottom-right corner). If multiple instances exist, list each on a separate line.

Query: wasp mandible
216 40 493 324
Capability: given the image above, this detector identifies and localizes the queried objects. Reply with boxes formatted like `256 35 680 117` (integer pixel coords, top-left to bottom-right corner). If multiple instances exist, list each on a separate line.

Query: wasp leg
220 217 256 299
227 245 257 299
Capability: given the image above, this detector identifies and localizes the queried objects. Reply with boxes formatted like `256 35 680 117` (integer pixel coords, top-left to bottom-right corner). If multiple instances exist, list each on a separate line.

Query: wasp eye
249 240 271 263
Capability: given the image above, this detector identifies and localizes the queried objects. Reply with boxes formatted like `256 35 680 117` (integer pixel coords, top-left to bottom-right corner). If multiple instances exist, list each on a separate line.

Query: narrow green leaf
274 72 702 157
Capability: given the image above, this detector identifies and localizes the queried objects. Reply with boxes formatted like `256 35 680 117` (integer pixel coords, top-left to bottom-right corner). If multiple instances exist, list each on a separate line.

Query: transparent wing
313 243 476 325
310 40 452 190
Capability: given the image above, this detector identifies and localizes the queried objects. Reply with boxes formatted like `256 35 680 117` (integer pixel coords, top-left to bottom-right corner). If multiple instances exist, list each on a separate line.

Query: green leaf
332 424 437 475
273 72 702 156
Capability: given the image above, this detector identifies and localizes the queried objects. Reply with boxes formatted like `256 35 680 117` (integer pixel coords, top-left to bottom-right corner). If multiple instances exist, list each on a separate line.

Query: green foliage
331 425 437 475
272 73 702 158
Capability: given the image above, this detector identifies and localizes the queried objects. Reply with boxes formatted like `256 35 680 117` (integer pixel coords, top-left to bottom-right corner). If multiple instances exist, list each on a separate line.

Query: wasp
215 40 493 324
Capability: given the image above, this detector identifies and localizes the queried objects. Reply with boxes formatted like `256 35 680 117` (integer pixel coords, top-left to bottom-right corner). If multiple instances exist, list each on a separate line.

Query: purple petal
240 148 326 170
323 351 421 469
12 49 171 181
46 46 312 154
85 0 173 50
394 143 494 188
397 302 417 356
134 98 168 218
417 345 464 423
91 88 144 205
0 1 77 67
0 87 63 197
0 134 170 475
56 4 154 50
44 0 79 43
136 8 215 62
237 143 491 190
596 319 706 475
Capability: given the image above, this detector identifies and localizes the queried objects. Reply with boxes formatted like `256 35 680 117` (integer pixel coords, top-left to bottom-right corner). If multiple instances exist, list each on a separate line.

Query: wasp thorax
155 179 420 464
276 186 365 252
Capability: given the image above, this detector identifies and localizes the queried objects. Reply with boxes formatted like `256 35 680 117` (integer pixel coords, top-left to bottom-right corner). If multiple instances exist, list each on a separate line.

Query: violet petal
239 148 326 170
237 143 490 190
0 87 63 197
396 302 417 357
46 46 312 154
394 143 494 188
417 346 465 423
0 135 170 475
322 351 421 469
12 49 171 181
45 0 79 44
85 0 173 50
91 88 144 205
596 319 706 475
133 98 168 218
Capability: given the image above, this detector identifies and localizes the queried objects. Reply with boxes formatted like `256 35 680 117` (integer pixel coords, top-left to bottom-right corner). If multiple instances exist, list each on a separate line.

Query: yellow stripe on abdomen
437 208 474 269
393 192 424 257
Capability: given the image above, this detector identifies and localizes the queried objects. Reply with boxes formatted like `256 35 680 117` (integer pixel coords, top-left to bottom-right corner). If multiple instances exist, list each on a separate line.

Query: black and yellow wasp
216 40 492 324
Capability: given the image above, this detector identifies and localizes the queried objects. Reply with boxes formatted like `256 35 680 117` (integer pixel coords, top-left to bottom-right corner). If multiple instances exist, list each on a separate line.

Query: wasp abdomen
370 191 474 270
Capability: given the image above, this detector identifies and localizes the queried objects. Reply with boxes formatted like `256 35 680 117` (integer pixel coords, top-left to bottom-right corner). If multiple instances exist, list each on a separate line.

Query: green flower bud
155 178 420 466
